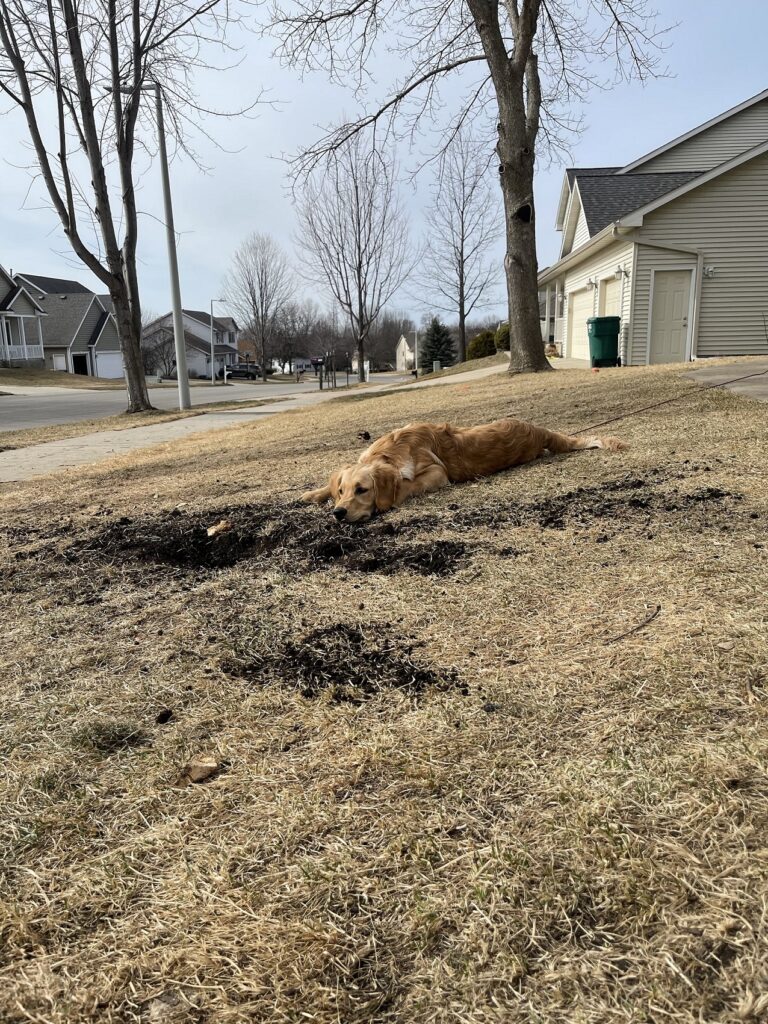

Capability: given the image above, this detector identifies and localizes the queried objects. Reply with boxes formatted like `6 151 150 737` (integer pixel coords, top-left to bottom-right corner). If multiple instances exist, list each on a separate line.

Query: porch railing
5 345 44 360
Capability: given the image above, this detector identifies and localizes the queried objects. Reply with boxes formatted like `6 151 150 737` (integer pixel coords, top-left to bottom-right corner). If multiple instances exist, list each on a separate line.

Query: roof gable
618 87 768 174
578 171 702 234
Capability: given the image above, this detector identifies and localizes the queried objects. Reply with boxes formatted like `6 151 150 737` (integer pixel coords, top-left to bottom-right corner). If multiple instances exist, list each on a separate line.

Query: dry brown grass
1 362 768 1023
0 367 129 389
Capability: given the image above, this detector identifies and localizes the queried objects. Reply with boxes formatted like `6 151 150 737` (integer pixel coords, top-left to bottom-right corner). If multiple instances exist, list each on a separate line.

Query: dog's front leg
399 465 450 505
300 484 332 504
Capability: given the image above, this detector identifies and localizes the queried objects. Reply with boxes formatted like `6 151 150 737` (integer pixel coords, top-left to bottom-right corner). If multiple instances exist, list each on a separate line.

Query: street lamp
112 81 190 409
210 298 225 385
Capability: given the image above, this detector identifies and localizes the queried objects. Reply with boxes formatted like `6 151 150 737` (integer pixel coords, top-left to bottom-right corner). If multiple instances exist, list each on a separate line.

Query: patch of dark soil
223 622 464 703
431 473 749 534
54 503 471 577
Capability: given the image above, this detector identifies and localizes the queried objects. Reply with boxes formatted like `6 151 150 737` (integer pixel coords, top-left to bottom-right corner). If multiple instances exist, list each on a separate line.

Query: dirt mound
433 472 747 533
65 503 471 577
223 622 465 703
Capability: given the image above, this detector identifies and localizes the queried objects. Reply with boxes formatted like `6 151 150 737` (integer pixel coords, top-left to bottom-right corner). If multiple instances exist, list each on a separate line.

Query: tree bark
111 282 152 411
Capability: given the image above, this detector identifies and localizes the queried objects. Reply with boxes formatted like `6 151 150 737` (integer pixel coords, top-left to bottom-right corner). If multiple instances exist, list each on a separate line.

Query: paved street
0 372 405 433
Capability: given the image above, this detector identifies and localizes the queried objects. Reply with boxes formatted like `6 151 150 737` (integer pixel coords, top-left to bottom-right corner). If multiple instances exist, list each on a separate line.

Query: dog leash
576 366 768 434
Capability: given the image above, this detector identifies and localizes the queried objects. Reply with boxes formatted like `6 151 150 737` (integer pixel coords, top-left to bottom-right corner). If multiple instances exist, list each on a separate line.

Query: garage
567 289 593 360
95 352 125 379
600 277 621 317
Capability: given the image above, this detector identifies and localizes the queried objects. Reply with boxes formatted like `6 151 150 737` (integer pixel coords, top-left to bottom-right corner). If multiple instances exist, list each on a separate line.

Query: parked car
220 363 261 380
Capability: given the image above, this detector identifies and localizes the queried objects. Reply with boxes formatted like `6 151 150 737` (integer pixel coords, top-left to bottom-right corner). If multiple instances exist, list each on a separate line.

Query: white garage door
600 277 621 317
95 352 125 379
568 289 593 360
53 353 67 371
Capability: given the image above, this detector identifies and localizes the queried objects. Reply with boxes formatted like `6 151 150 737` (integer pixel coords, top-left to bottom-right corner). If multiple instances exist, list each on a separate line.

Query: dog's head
328 462 401 522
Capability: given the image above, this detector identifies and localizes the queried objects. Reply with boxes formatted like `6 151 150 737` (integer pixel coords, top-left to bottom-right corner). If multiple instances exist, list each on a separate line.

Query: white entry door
568 289 593 360
53 353 67 371
649 269 692 363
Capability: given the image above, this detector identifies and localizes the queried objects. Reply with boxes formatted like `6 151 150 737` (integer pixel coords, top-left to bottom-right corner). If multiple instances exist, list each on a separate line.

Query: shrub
467 330 496 360
495 322 510 351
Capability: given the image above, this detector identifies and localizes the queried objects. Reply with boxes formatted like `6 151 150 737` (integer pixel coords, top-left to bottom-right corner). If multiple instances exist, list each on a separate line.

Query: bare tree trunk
357 336 365 381
457 274 466 363
498 149 549 373
112 283 151 410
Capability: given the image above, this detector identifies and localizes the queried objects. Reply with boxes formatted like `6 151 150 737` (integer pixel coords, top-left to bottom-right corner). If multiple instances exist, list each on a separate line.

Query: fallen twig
605 604 661 645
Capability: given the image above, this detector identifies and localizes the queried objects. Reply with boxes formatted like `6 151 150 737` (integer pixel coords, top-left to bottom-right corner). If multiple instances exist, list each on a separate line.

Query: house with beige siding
539 88 768 365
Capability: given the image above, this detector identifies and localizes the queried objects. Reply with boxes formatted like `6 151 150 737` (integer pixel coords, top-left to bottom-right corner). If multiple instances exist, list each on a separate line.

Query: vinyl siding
8 292 38 315
573 207 591 249
562 241 634 359
633 99 768 172
70 301 101 353
94 318 120 351
630 151 768 360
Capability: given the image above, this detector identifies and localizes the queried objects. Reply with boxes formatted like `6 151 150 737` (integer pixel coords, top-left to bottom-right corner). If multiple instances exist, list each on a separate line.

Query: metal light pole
209 298 225 385
153 83 190 409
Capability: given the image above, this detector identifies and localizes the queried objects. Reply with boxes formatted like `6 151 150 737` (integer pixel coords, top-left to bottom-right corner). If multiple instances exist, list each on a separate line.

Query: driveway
0 373 406 433
683 359 768 401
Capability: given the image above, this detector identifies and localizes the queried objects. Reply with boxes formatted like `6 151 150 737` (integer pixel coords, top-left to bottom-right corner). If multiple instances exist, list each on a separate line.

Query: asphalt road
0 373 406 433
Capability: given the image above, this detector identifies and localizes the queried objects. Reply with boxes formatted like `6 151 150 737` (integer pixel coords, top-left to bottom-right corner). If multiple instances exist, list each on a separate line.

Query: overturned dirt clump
437 472 749 533
64 503 471 577
224 623 464 703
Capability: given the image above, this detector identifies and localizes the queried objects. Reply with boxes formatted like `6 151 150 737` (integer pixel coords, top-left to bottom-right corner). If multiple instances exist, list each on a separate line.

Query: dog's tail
542 429 628 453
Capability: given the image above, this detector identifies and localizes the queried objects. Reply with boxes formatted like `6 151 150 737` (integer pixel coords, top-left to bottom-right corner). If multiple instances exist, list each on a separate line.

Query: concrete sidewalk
683 359 768 401
0 362 514 483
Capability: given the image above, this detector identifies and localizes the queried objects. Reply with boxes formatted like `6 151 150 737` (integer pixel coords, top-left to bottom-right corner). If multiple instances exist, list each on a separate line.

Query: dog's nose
333 507 348 521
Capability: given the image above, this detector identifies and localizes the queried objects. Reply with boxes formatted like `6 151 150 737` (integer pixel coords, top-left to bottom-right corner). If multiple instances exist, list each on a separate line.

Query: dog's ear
328 468 346 503
371 464 401 512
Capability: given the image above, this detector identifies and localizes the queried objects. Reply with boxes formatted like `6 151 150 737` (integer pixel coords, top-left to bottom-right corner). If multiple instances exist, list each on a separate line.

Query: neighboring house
0 265 46 366
15 273 124 377
539 88 768 364
143 309 239 377
395 333 416 371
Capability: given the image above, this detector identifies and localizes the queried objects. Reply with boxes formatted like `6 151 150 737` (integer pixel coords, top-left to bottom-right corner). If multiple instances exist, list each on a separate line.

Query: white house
0 265 46 366
539 88 768 365
12 272 124 377
143 309 240 378
395 334 416 371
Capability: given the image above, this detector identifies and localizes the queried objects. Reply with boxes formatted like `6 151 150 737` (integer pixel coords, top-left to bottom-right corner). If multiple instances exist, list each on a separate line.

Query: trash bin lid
587 316 621 325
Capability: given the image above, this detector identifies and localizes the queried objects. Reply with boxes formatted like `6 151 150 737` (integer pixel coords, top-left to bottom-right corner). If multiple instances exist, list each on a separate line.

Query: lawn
1 363 767 1023
0 367 128 389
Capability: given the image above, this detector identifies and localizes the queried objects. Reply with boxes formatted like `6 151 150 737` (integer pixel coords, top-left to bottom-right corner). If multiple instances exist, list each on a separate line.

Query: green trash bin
587 316 621 368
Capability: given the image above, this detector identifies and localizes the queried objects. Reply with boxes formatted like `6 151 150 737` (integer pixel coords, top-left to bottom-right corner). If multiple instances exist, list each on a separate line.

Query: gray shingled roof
19 274 92 295
566 166 621 187
575 170 703 234
37 293 96 347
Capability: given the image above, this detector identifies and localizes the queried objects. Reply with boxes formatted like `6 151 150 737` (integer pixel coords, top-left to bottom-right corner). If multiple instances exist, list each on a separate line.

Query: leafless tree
142 325 176 377
224 233 295 379
270 0 667 375
295 136 416 380
0 0 248 411
417 130 501 362
272 298 319 371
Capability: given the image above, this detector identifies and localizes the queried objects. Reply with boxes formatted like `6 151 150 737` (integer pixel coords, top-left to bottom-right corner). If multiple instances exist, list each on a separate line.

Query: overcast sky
1 0 766 324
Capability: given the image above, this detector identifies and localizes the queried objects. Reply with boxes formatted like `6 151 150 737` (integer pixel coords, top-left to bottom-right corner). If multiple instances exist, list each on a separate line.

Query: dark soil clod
65 503 471 577
223 622 464 703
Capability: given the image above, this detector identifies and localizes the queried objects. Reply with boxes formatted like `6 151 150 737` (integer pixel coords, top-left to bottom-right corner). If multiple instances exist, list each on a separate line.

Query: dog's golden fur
302 417 626 522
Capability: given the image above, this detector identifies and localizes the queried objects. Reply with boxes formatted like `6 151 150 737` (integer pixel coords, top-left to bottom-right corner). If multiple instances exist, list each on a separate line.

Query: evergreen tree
420 317 455 370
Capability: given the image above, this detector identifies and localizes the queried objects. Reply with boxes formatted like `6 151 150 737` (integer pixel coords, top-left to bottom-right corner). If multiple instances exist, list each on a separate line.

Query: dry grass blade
1 361 767 1022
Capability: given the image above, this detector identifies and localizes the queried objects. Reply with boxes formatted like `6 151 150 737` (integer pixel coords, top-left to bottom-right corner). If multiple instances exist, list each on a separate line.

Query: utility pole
154 83 190 409
413 328 419 378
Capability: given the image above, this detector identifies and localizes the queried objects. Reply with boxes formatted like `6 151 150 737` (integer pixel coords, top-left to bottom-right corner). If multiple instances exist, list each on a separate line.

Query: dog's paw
300 490 318 503
601 436 628 451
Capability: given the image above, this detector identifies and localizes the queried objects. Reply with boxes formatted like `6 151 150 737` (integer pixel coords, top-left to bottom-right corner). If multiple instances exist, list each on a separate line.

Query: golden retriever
301 417 626 522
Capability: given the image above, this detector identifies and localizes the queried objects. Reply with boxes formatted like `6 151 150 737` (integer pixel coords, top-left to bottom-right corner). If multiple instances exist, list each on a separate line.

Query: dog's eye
355 486 368 494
